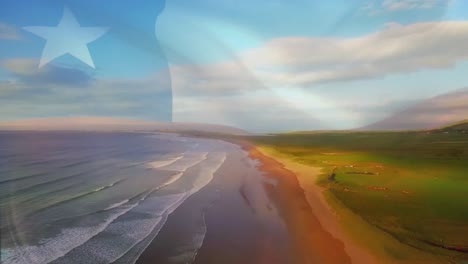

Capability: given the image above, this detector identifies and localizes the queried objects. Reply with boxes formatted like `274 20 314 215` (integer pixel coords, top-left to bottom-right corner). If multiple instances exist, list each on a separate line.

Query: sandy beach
252 146 378 264
137 139 364 264
248 146 353 264
136 142 293 264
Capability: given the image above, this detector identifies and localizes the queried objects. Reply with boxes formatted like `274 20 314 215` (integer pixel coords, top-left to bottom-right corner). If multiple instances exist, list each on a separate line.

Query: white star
23 7 109 68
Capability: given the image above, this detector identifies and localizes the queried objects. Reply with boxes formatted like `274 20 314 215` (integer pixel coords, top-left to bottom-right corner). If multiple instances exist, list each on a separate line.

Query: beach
137 139 362 264
247 146 354 264
251 146 378 264
1 132 258 264
246 130 468 264
0 132 402 264
136 141 293 264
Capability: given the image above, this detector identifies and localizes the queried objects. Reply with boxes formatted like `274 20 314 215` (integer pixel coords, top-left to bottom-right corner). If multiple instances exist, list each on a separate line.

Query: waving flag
0 0 171 122
2 1 468 264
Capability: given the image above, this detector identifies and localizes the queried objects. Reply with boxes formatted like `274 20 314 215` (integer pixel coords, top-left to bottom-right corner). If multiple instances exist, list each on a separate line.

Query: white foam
93 179 122 192
2 203 140 264
160 172 184 188
161 153 208 172
146 156 183 169
122 152 227 264
190 152 226 195
51 193 187 264
104 199 129 211
4 152 228 264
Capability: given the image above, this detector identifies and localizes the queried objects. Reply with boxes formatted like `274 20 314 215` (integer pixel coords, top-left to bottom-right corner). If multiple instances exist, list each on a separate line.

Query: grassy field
247 124 468 262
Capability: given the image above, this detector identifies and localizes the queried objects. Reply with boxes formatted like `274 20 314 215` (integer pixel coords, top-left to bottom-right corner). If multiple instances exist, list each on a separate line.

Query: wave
52 153 226 264
160 153 208 172
49 193 188 264
146 156 184 169
117 153 227 264
112 203 183 264
2 202 140 264
3 151 228 264
190 152 226 195
3 182 165 264
92 180 122 192
29 179 126 216
104 199 129 211
2 161 137 207
36 188 154 225
0 171 50 185
159 172 184 188
0 147 142 185
0 158 112 186
186 212 208 264
46 169 185 225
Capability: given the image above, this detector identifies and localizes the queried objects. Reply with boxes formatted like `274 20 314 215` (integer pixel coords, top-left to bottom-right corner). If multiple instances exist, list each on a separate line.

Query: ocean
0 131 229 264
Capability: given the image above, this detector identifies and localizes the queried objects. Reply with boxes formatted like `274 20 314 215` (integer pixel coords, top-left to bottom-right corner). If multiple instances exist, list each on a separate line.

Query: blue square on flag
0 0 172 122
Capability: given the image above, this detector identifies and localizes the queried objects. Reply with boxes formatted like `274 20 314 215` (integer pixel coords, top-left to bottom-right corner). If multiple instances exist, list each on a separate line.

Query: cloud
164 20 468 131
2 59 94 87
0 22 21 40
166 21 468 94
360 0 451 15
169 61 266 96
244 21 468 86
3 20 468 131
173 93 326 132
382 0 451 11
363 88 468 130
0 59 172 121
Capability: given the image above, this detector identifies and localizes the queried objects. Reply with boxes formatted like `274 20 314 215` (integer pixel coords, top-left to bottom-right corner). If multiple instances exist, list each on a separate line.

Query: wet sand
137 143 292 264
248 146 352 264
137 141 352 264
253 146 378 264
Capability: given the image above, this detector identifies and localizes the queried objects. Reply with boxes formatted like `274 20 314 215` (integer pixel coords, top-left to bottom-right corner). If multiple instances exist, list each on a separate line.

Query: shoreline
250 145 378 264
250 144 451 264
137 141 293 264
136 137 392 264
245 143 353 264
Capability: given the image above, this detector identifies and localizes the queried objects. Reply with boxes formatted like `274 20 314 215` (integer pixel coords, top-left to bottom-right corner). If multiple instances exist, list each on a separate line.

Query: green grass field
247 124 468 261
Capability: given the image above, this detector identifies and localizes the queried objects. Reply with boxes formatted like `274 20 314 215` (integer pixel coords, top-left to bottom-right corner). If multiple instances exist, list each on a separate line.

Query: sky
1 0 468 132
0 0 172 122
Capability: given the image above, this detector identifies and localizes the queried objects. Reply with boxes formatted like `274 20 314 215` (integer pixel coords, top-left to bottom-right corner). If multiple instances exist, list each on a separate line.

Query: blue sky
1 0 468 131
0 0 171 121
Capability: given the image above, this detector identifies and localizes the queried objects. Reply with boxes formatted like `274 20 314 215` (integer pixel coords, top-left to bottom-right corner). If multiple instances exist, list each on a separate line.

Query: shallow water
0 131 228 264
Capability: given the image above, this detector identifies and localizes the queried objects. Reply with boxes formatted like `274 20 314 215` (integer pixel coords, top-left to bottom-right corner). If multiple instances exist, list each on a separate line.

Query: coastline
251 144 449 264
136 141 293 264
137 136 432 264
137 138 354 264
250 145 378 264
246 144 353 264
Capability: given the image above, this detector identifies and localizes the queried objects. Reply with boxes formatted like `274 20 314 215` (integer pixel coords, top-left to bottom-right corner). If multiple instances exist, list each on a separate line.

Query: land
240 122 468 263
5 119 465 263
137 139 356 264
136 141 301 264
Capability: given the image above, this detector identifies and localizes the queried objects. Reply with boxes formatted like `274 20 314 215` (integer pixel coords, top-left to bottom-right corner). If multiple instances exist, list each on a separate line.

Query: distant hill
360 88 468 131
436 120 468 132
0 117 249 135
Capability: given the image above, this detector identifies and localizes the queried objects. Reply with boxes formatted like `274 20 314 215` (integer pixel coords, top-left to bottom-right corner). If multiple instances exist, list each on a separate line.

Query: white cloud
0 23 21 40
0 58 172 121
166 21 468 130
167 22 468 94
2 58 38 75
243 21 468 86
4 21 468 131
168 21 468 91
360 0 452 14
382 0 450 11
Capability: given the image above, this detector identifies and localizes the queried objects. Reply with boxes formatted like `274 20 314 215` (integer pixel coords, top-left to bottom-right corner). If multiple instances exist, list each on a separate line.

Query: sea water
0 132 227 264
